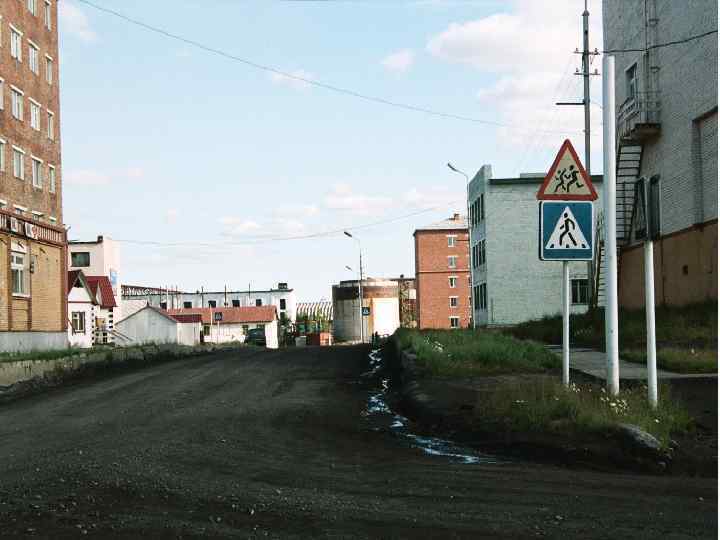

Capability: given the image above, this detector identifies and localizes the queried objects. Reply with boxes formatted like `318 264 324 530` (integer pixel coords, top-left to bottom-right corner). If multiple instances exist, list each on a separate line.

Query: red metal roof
169 313 203 324
67 270 82 292
85 276 117 309
166 306 277 325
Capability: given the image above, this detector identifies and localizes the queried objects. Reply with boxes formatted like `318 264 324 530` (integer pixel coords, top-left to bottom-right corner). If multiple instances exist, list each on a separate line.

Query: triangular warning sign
545 206 590 250
537 139 598 200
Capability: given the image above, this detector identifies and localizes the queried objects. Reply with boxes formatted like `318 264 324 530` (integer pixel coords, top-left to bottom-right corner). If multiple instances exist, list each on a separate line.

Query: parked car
246 328 266 347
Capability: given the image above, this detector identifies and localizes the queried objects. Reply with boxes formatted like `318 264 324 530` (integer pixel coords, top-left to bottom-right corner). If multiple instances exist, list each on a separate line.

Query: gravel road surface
0 345 716 539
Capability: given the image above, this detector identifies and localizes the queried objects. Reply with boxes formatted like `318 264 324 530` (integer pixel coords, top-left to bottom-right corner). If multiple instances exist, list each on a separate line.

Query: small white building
68 235 122 316
67 270 99 349
332 279 400 342
166 306 280 348
85 275 118 345
115 306 202 347
468 166 604 326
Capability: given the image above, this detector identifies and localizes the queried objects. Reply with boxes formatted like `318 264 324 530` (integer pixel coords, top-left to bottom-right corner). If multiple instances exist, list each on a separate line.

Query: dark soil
0 345 716 538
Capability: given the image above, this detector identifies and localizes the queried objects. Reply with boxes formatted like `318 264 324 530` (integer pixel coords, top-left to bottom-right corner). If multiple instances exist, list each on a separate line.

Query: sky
58 0 604 301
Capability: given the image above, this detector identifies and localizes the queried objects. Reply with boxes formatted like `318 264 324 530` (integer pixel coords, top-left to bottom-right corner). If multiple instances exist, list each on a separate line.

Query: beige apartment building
0 0 66 351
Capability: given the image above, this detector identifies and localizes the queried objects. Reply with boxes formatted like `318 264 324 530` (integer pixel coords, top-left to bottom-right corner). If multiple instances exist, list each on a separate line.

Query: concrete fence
0 342 244 390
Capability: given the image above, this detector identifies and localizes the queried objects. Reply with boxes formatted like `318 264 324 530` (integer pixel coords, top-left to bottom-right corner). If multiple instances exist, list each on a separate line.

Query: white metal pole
562 261 570 386
359 248 364 344
603 55 621 395
644 238 658 407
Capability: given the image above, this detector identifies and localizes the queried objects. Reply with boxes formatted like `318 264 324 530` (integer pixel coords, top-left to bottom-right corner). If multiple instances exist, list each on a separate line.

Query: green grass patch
622 348 717 374
0 347 96 363
481 379 692 447
508 301 717 350
395 328 559 376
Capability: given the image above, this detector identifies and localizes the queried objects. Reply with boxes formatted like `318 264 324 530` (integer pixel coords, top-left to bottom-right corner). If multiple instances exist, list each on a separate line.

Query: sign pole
562 261 570 386
602 55 620 395
643 184 658 407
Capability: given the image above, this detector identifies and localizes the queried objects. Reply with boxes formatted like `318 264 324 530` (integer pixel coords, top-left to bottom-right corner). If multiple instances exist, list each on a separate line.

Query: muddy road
0 345 716 538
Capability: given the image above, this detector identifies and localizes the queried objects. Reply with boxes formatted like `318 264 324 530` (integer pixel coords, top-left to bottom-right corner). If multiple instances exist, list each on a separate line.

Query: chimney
452 213 460 220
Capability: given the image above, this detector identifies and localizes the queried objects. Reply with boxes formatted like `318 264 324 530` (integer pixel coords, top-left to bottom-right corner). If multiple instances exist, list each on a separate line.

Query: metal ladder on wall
591 143 643 307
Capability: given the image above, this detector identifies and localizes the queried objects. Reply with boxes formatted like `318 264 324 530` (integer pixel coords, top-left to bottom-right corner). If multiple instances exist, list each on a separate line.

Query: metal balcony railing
617 91 661 141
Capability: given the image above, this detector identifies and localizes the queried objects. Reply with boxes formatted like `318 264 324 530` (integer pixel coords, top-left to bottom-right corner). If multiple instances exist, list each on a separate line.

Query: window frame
10 86 24 121
28 40 39 74
447 235 457 248
45 54 53 84
44 0 52 29
449 316 460 329
10 25 23 62
11 250 29 297
12 146 25 180
447 255 457 269
449 296 458 308
448 276 457 288
72 311 86 334
47 110 55 140
29 98 41 130
31 156 43 188
70 251 90 268
571 278 589 305
48 164 55 193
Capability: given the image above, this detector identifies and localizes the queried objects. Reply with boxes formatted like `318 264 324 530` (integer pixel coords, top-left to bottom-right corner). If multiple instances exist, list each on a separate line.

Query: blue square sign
539 201 594 261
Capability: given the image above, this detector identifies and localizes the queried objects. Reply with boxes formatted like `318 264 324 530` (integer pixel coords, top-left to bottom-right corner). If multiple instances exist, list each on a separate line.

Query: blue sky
59 0 603 300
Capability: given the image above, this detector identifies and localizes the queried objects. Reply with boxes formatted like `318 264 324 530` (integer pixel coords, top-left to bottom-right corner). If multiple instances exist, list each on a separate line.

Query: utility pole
557 0 600 303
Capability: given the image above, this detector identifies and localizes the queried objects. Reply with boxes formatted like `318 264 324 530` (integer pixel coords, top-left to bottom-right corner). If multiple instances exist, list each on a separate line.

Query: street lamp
344 231 364 343
447 162 475 329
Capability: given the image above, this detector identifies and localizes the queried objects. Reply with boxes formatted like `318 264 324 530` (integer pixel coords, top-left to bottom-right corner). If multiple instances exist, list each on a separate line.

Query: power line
75 0 587 136
603 29 717 53
112 200 464 248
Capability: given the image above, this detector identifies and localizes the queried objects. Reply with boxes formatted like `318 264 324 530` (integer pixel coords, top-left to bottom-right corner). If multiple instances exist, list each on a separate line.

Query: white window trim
0 199 7 206
48 164 56 193
14 204 28 212
49 216 57 223
31 210 43 218
27 38 39 49
12 146 26 155
0 78 4 110
10 85 24 96
45 53 53 61
28 97 40 107
9 24 24 37
449 296 459 308
30 155 43 164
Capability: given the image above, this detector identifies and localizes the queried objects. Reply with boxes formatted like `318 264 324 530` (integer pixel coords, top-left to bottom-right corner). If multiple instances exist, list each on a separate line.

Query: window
14 205 27 216
29 99 40 130
45 55 53 84
203 325 211 336
231 299 240 307
10 27 22 61
160 302 167 310
11 87 23 120
480 194 485 220
478 283 487 310
47 111 54 140
183 301 192 308
207 300 217 308
279 298 286 310
71 252 90 267
571 279 589 305
28 42 39 74
0 139 5 172
28 0 37 16
12 147 24 179
448 276 457 288
242 324 249 334
0 78 4 110
449 316 460 329
447 235 456 248
626 63 638 101
256 324 264 330
448 255 457 269
449 296 458 308
31 157 42 188
44 1 52 29
11 250 29 296
71 312 86 334
48 165 55 193
255 298 262 306
49 216 56 224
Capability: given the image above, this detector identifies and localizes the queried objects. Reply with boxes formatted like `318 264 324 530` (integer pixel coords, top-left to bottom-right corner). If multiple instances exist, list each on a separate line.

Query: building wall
619 221 717 308
176 322 201 346
67 281 95 348
415 228 471 329
332 280 400 341
30 241 61 330
68 237 122 315
116 308 177 346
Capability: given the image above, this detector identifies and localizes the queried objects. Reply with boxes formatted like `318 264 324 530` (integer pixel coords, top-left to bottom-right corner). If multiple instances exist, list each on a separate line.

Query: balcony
617 91 661 143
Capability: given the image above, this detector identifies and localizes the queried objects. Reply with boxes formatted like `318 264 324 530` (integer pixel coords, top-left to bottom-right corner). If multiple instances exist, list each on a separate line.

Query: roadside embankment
0 342 245 402
383 331 712 476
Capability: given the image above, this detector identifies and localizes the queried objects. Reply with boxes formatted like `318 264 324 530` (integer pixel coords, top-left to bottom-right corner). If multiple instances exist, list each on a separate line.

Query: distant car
246 328 266 347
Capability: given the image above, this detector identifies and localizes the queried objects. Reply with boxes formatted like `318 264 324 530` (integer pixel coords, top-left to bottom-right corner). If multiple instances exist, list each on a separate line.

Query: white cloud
165 209 179 225
381 49 415 74
59 1 97 43
126 167 145 180
218 217 262 235
270 69 315 91
323 184 393 215
403 186 459 209
65 169 111 186
427 0 603 159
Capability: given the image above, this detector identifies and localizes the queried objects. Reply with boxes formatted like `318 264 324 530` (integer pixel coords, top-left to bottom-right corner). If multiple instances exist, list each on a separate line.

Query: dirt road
0 345 716 538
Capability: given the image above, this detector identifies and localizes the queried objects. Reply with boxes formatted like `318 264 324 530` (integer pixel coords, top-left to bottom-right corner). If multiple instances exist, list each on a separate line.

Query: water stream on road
362 349 501 465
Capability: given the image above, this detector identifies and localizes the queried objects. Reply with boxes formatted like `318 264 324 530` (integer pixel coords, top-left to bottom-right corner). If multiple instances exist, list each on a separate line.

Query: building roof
67 270 82 292
489 173 604 186
165 306 277 325
297 301 333 321
169 313 203 324
67 270 99 304
414 213 467 233
85 276 117 308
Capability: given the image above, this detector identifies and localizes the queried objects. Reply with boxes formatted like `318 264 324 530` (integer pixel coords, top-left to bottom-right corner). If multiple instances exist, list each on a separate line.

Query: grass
622 347 717 374
0 347 95 363
481 378 692 447
394 328 559 376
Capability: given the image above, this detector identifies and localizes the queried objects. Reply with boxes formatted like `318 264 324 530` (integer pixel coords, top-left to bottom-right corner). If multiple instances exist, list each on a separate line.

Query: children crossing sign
539 201 594 260
536 139 598 201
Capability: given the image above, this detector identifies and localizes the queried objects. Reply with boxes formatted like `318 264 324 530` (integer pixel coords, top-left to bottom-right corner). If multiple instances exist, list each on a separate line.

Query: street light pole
447 162 475 329
344 231 364 343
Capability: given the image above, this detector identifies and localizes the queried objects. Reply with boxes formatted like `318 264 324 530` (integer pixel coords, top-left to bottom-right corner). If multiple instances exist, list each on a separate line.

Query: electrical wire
74 0 588 136
603 29 717 53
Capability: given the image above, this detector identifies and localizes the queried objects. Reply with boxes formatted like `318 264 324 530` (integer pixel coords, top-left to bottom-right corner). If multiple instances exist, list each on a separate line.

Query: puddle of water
363 349 500 465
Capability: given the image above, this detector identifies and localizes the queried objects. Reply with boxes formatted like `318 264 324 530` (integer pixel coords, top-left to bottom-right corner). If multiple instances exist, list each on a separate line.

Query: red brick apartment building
0 1 65 351
414 214 471 329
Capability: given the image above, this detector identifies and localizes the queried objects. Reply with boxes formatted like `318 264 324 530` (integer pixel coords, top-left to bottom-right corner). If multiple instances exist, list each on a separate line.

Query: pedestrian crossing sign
536 139 598 201
539 201 594 260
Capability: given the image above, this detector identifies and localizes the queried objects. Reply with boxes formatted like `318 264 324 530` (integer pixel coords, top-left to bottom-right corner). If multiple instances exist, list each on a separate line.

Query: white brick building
468 166 604 326
603 0 717 307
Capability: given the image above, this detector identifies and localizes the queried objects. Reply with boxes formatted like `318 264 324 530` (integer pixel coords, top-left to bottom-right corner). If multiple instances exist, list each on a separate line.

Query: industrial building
332 278 400 342
0 1 66 352
603 0 717 307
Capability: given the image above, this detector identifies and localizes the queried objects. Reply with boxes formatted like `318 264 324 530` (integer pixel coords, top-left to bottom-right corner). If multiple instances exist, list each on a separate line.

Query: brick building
0 1 66 351
603 0 717 307
414 214 471 329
